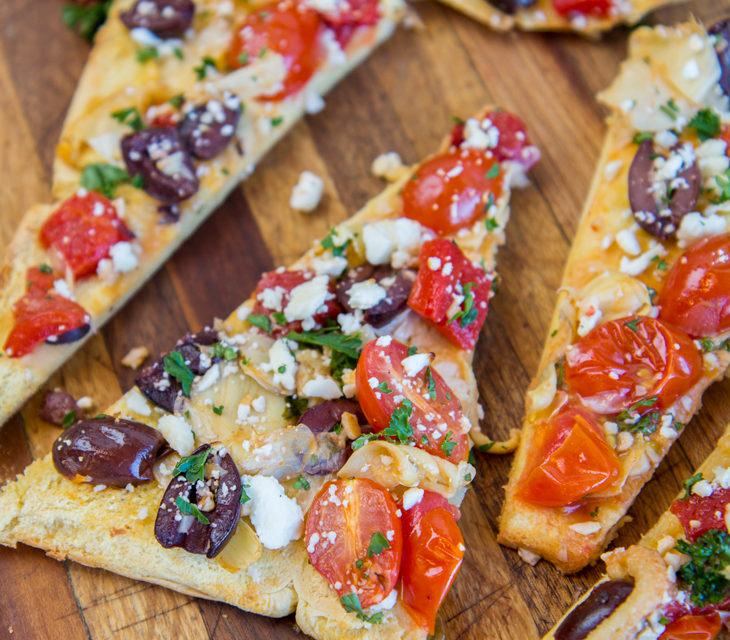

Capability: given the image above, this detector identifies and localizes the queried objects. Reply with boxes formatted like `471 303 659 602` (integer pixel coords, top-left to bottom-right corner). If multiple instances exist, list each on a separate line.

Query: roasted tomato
400 491 463 634
305 478 402 609
659 612 722 640
4 267 90 358
658 234 730 338
355 337 470 461
40 191 133 278
228 3 323 100
407 238 492 351
250 269 340 337
564 316 702 415
317 0 379 47
551 0 612 17
671 488 730 542
517 405 621 507
401 148 502 235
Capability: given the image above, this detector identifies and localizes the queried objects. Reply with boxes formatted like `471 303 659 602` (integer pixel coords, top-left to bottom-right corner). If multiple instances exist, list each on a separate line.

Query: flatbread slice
499 19 730 573
435 0 683 36
0 0 404 429
544 421 730 640
0 107 540 639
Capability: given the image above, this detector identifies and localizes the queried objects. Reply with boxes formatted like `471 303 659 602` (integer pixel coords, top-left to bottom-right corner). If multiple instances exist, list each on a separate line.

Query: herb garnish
352 399 413 450
283 395 308 419
168 94 185 109
247 313 272 334
376 381 393 394
175 496 210 525
441 431 456 457
425 366 437 400
212 404 224 415
136 46 159 63
447 282 478 328
624 317 641 332
111 106 145 131
659 98 679 121
675 529 730 606
173 449 211 484
286 328 362 360
484 217 499 231
62 410 77 428
39 263 53 274
339 593 383 624
194 56 218 80
616 396 661 434
679 472 704 501
62 0 111 41
163 350 194 396
212 343 238 361
367 531 391 557
240 484 251 505
293 475 311 490
632 131 653 145
80 163 132 199
321 228 349 257
688 108 721 142
485 164 500 179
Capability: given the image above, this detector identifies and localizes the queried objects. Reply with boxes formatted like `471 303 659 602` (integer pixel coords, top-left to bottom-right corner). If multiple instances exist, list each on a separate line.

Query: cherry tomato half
228 3 323 101
401 148 502 235
400 491 464 634
40 192 132 278
305 478 402 609
564 316 702 415
408 238 492 351
658 234 730 338
318 0 379 47
671 488 730 543
4 267 90 358
551 0 612 17
659 612 722 640
355 338 469 461
517 405 621 507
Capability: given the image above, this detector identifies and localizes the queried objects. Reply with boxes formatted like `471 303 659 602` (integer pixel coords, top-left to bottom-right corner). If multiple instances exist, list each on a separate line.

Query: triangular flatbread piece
499 20 730 573
0 107 539 639
545 421 730 639
0 0 404 428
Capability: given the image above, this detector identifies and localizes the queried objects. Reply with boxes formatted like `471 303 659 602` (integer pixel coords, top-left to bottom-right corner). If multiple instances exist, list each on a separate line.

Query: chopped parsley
680 472 704 501
555 358 565 389
659 98 679 121
39 263 53 274
339 593 383 624
321 228 349 257
407 345 418 356
675 529 730 606
173 449 211 484
80 163 131 199
352 399 414 450
194 56 218 80
616 396 661 435
688 108 721 142
62 0 111 41
447 282 478 328
286 328 362 360
212 342 238 361
293 475 311 490
632 131 653 145
270 116 284 127
238 52 250 65
485 164 500 179
376 381 393 394
441 431 456 457
240 484 251 505
247 313 272 334
212 404 224 415
61 410 76 428
168 94 185 109
271 311 287 325
136 46 158 63
366 531 391 557
175 496 210 525
163 350 194 396
425 366 437 401
715 168 730 204
283 395 308 419
624 317 642 332
111 106 145 131
484 217 499 231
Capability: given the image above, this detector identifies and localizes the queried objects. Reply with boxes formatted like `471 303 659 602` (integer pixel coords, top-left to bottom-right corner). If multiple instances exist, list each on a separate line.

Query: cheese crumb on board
290 171 324 212
121 346 149 369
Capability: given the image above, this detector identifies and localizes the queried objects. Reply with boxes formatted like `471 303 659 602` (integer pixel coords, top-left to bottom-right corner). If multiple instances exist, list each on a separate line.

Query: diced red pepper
40 191 133 278
671 488 730 543
407 238 492 350
4 266 90 358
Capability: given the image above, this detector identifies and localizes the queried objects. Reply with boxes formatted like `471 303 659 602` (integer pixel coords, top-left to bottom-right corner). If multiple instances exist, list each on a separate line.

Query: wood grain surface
1 1 730 638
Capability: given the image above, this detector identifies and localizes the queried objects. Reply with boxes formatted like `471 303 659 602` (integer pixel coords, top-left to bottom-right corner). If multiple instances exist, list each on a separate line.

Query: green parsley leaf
111 106 145 131
39 263 53 274
94 413 110 419
321 228 350 257
447 282 479 328
277 365 287 373
271 116 284 127
238 51 250 65
688 108 721 142
247 313 272 334
441 431 456 457
407 345 418 356
212 404 224 415
286 328 362 360
175 496 210 525
485 164 500 179
80 163 131 199
715 168 730 204
173 48 184 60
484 217 499 231
62 410 76 428
659 98 679 121
632 131 653 145
173 449 211 484
293 475 311 490
332 422 343 434
212 342 238 360
131 174 145 189
62 0 111 41
355 558 364 569
624 317 641 332
194 56 218 80
376 381 393 394
555 358 565 389
283 395 308 419
425 366 436 401
700 338 716 352
163 350 194 396
168 94 185 109
366 531 391 557
136 46 159 63
339 593 383 624
675 529 730 606
271 311 287 325
240 484 251 505
680 472 704 501
352 399 414 450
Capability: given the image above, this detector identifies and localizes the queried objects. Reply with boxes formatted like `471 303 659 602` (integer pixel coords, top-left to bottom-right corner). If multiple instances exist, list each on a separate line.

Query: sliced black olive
554 579 634 640
120 0 195 39
710 19 730 97
122 127 199 204
297 399 365 434
46 323 91 345
336 265 416 328
301 434 348 475
38 390 85 427
178 97 242 160
52 417 167 486
154 443 242 558
485 0 536 14
628 139 700 239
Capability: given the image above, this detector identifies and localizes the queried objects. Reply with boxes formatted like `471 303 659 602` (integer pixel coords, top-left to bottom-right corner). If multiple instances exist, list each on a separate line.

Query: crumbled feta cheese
654 130 678 149
569 522 602 536
603 159 623 181
402 487 425 511
196 364 220 393
53 279 74 300
577 296 603 338
615 227 642 256
682 59 701 80
714 466 730 489
462 117 499 150
109 241 139 273
290 171 324 212
321 29 346 66
156 414 194 456
371 152 404 181
347 280 387 310
126 389 151 416
241 475 303 549
284 276 330 322
266 339 298 391
677 212 727 248
362 218 427 267
311 255 348 277
619 244 668 276
401 353 431 377
301 376 342 399
365 588 398 615
691 479 714 498
304 90 325 114
258 286 286 312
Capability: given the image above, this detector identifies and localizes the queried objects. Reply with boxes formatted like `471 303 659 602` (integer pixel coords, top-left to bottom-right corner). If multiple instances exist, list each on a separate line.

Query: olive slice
628 139 700 239
120 0 195 39
38 390 85 427
297 399 365 434
554 579 634 640
52 417 167 486
46 323 91 345
154 444 242 557
178 97 242 160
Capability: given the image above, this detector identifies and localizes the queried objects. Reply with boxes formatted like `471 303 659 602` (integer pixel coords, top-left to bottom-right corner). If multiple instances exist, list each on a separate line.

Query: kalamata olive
301 433 348 475
154 443 242 557
52 417 167 486
122 127 199 204
486 0 536 14
136 331 218 411
37 390 85 427
178 96 242 160
46 323 91 345
120 0 195 39
336 265 417 328
554 579 634 640
297 399 365 434
628 139 700 239
710 20 730 96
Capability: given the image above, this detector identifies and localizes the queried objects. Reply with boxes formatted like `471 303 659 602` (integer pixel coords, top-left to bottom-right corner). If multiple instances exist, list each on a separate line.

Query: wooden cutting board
1 1 730 638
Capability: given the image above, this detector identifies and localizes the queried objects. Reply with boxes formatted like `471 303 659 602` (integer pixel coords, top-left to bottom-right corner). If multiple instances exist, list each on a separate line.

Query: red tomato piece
400 491 464 634
551 0 612 17
317 0 379 47
671 488 730 543
250 269 340 337
355 337 469 461
40 192 132 279
658 234 730 338
517 405 621 507
659 613 722 640
401 148 503 235
564 316 702 415
4 267 90 358
228 3 323 100
407 238 492 351
305 478 402 609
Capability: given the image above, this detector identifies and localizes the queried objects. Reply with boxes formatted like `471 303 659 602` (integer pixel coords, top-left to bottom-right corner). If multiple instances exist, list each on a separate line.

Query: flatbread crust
0 0 404 430
499 21 730 573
